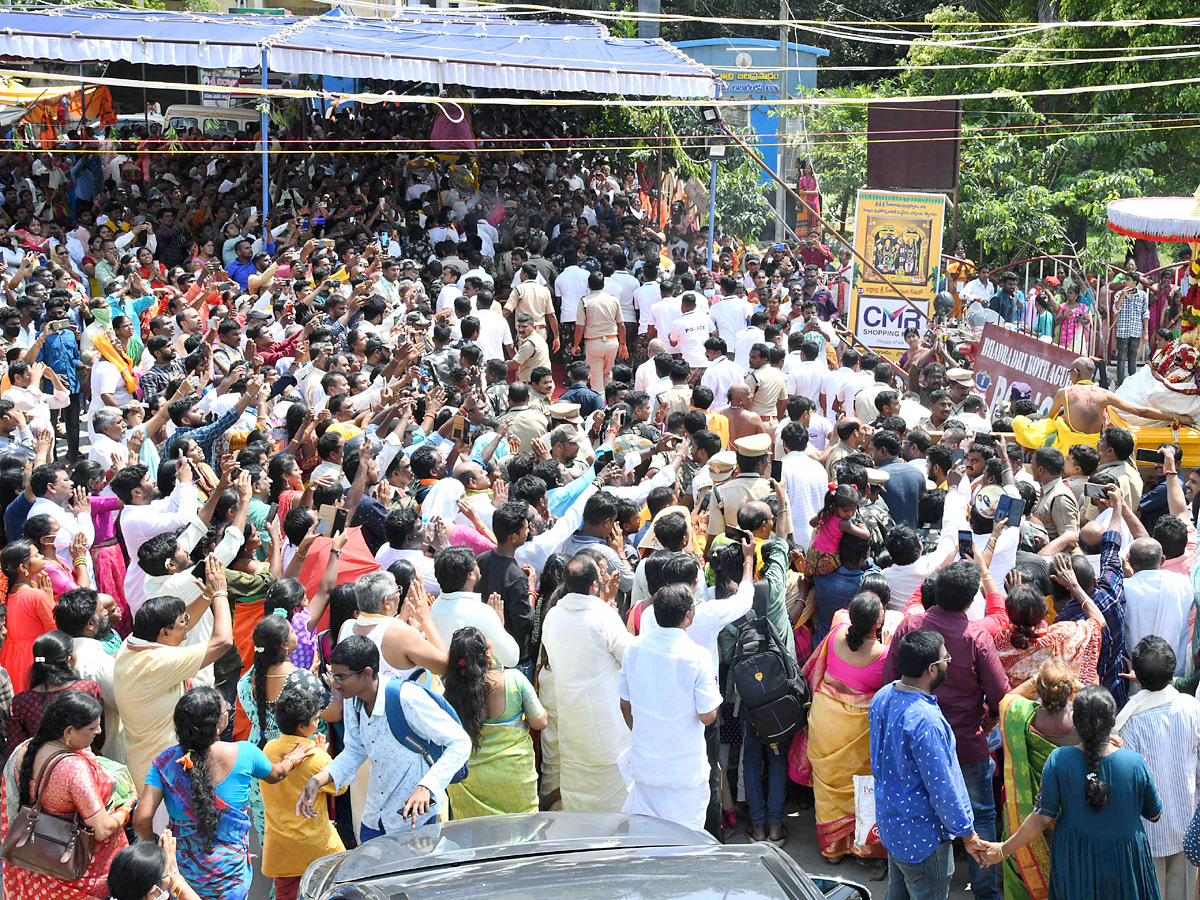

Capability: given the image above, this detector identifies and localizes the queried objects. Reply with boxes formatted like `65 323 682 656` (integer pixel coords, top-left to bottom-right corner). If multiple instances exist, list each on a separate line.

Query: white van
164 105 261 137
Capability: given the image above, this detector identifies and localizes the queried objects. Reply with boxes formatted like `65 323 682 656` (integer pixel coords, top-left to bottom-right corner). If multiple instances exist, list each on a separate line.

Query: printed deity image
865 216 932 285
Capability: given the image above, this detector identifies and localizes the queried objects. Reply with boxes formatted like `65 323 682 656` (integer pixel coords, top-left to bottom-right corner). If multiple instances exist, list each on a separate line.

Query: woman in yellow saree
801 594 890 860
999 657 1080 900
443 626 548 818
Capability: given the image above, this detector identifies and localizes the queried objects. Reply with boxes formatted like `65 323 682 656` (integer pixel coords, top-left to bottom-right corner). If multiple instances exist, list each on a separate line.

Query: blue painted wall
674 38 827 186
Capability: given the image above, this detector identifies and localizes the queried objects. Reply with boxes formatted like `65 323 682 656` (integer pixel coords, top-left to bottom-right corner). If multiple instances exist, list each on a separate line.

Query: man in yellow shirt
113 556 234 790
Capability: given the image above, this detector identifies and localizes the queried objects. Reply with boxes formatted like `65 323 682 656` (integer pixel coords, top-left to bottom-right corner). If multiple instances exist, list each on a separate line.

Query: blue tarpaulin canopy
0 7 717 98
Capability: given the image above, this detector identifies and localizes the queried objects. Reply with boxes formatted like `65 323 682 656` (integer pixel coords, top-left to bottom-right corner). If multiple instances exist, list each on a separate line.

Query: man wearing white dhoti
618 584 723 831
541 555 635 812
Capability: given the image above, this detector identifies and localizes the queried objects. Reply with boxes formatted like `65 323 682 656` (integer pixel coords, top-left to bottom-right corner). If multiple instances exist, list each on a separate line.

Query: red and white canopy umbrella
1107 189 1200 242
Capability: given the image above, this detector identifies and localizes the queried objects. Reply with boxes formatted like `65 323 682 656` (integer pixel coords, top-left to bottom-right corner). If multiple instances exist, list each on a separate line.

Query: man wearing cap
692 448 736 511
550 424 589 480
947 368 975 413
574 270 626 390
507 262 559 352
706 434 790 551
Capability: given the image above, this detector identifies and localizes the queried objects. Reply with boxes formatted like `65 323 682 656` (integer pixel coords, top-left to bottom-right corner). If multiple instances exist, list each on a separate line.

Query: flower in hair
176 750 194 771
33 656 45 663
254 646 265 653
827 482 837 492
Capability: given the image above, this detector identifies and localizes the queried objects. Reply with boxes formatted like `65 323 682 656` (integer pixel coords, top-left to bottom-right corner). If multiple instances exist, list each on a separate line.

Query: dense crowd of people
0 99 1200 900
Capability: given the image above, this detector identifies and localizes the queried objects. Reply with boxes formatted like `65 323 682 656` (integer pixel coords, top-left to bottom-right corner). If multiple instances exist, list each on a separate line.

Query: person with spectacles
296 635 470 842
870 629 984 900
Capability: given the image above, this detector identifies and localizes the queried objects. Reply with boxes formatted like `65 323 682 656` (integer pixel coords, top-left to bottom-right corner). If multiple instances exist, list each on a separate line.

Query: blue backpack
382 670 469 784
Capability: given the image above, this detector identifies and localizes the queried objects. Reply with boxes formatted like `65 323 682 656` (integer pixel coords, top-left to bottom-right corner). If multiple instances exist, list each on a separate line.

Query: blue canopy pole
706 156 718 269
260 47 270 247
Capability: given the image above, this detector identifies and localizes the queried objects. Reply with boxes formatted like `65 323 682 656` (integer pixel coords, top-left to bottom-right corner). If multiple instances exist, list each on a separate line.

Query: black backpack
728 582 810 750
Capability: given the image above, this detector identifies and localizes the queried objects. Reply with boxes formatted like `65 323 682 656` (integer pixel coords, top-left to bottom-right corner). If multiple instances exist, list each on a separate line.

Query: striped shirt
1119 693 1200 856
1115 287 1150 338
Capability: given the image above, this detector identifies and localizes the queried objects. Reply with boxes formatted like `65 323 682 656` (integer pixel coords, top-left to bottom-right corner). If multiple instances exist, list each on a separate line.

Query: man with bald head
1124 534 1194 678
722 384 766 445
1038 356 1193 451
635 338 667 394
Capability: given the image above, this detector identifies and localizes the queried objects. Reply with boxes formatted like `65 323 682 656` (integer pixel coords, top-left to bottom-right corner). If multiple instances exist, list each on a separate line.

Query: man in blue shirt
557 360 604 417
36 296 82 459
870 629 983 900
989 271 1025 324
871 430 926 528
226 238 256 291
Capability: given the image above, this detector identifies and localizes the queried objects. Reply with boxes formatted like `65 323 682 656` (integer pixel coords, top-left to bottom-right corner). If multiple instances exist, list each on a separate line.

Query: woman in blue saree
132 687 313 900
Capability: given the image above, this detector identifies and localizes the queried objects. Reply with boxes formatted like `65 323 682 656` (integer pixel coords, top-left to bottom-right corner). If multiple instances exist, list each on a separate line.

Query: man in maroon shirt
883 560 1009 900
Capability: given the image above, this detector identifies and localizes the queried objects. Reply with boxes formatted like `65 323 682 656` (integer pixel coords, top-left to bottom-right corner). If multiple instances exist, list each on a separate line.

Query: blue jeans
887 841 954 900
359 821 387 843
961 756 1000 900
741 721 786 827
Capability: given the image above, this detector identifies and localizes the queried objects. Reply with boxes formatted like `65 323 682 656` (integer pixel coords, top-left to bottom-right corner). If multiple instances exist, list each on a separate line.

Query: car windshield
374 851 797 900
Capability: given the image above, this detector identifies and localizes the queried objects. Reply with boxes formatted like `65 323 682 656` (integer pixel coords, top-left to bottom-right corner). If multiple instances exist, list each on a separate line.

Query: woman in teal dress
980 685 1162 900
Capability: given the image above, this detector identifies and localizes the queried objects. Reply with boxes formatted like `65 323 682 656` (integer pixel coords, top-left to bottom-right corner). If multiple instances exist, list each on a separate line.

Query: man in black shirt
476 501 537 676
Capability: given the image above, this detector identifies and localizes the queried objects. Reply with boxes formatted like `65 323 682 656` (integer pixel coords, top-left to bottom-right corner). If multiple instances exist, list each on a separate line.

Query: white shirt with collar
1125 568 1195 676
701 356 745 414
430 590 520 669
122 481 200 615
781 450 829 549
640 577 752 671
324 673 472 833
618 622 722 801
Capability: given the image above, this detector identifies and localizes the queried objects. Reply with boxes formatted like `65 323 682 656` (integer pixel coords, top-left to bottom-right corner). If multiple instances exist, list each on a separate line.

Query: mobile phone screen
771 459 783 481
958 530 975 557
1084 483 1108 500
1135 447 1164 465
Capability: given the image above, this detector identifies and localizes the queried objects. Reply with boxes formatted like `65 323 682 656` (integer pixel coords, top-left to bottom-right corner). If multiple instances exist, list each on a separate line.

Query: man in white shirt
608 257 640 335
960 264 996 310
634 268 663 342
1124 537 1195 675
733 314 767 372
555 259 591 336
88 353 134 440
709 276 754 345
667 292 715 368
830 348 871 421
785 340 832 412
648 283 684 346
429 546 520 669
700 337 744 414
618 583 722 830
88 407 137 471
779 421 829 549
28 462 95 584
542 555 635 813
635 339 667 394
880 524 957 610
111 458 201 614
473 297 515 362
3 360 69 436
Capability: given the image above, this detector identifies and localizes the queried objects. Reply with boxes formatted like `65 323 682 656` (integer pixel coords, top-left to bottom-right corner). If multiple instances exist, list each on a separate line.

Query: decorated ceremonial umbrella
1107 189 1200 242
1108 187 1200 389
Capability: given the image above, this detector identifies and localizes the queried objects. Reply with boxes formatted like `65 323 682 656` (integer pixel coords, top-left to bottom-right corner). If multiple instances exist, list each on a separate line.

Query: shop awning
0 7 718 99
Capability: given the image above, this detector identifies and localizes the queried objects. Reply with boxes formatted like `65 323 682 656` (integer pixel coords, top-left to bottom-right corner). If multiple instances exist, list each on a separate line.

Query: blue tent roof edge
674 37 830 58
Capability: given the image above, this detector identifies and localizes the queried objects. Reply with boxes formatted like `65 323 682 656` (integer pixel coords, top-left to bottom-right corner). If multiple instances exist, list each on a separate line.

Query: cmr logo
861 304 925 330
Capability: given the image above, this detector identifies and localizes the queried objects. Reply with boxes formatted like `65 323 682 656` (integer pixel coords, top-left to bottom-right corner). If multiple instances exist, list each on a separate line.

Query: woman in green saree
1000 657 1081 900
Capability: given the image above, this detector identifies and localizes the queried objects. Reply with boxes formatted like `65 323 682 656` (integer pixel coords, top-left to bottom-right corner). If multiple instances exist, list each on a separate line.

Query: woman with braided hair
236 614 330 839
979 685 1162 900
442 625 546 819
132 687 312 900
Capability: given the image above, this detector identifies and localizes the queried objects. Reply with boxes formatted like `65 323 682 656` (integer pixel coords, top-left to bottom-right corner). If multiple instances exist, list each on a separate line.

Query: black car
299 812 869 900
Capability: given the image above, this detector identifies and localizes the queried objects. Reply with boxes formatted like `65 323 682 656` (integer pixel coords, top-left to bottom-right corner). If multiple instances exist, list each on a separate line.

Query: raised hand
204 553 227 596
487 591 505 626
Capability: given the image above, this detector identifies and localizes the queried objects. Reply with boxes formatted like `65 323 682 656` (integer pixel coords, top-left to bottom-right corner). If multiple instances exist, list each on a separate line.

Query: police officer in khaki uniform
706 433 791 550
573 270 627 391
506 262 559 351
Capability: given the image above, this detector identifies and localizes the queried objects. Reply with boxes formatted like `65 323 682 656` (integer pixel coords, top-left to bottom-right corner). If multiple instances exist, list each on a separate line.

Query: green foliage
713 152 773 240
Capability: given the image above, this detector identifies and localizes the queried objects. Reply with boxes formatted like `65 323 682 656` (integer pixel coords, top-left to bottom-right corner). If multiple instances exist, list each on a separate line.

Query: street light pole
707 153 718 268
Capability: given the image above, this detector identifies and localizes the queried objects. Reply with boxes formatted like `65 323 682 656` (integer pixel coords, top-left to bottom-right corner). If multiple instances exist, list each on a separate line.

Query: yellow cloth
112 641 207 790
326 421 363 441
260 735 345 877
1012 415 1100 453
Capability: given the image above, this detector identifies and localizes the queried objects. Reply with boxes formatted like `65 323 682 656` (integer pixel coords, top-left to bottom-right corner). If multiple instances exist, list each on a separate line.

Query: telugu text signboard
973 323 1077 419
849 190 945 351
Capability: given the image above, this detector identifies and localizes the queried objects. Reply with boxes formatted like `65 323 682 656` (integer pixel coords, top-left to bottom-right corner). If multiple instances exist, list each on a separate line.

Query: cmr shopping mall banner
849 190 945 350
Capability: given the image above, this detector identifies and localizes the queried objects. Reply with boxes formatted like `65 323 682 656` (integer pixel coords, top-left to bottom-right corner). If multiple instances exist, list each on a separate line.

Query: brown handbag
1 748 96 881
